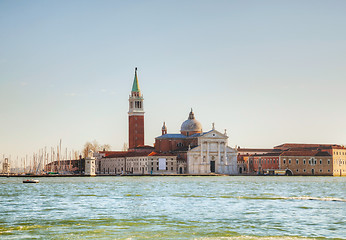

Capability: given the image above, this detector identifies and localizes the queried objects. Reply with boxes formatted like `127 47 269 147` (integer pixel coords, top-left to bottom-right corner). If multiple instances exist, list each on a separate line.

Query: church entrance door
210 161 215 173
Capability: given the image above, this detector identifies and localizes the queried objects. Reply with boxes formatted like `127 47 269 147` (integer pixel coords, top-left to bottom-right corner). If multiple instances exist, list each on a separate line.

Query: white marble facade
187 129 237 174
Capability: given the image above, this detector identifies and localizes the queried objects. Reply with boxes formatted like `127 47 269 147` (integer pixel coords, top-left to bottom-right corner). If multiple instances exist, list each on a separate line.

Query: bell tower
162 122 167 135
128 67 145 149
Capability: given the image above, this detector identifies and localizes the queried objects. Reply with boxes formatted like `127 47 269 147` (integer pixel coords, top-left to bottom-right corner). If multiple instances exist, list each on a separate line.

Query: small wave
285 196 346 202
236 196 346 202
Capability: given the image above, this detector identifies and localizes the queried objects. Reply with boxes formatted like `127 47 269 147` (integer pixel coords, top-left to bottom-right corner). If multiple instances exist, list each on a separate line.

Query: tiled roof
156 134 187 139
98 151 128 157
148 152 176 156
105 151 150 158
237 148 275 152
156 131 213 139
280 150 331 157
133 145 154 149
253 152 282 157
189 132 203 138
274 143 337 149
132 68 140 92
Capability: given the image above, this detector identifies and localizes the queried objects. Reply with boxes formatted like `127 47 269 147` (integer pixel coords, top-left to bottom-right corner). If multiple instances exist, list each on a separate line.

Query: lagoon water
0 176 345 240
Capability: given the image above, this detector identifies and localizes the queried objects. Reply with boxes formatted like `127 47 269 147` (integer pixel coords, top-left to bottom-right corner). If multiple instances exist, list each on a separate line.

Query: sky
1 0 345 166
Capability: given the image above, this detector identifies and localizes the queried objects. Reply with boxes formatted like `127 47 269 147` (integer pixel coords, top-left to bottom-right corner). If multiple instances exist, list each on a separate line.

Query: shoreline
0 174 340 177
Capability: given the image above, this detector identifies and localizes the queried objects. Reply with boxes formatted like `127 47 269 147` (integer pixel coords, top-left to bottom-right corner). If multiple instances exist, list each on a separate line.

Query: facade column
207 141 210 164
218 141 221 163
201 141 203 161
224 142 227 164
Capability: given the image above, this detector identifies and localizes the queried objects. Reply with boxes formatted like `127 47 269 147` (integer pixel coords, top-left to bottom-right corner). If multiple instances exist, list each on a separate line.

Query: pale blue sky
1 0 345 165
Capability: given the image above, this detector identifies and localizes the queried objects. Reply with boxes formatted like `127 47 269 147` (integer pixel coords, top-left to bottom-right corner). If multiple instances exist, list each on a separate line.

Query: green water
0 176 345 239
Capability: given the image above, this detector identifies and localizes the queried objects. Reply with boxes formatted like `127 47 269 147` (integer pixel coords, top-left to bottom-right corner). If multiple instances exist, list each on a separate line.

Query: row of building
237 143 346 176
43 68 345 176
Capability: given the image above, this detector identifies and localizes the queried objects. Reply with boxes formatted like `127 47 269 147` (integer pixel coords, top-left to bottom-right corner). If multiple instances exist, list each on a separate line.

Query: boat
23 179 39 183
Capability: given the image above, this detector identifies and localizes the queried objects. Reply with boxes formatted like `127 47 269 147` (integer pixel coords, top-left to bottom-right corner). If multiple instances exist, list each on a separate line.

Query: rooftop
280 150 331 157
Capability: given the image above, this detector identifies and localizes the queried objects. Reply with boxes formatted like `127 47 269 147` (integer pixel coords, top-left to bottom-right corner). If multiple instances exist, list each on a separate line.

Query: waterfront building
329 145 346 176
97 151 178 175
44 159 81 174
237 143 345 176
85 150 96 176
274 143 346 176
155 110 237 174
280 150 332 176
237 148 279 174
186 129 237 174
248 152 281 174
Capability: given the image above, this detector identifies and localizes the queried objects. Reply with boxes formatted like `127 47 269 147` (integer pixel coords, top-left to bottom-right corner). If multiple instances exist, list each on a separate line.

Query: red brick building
154 109 202 157
128 67 144 149
248 152 281 174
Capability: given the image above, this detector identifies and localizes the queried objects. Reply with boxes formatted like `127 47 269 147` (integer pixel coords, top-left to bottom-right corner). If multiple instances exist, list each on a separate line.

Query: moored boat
23 179 39 183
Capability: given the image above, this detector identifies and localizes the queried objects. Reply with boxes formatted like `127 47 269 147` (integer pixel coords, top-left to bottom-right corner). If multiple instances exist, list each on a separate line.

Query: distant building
328 145 346 176
248 152 281 174
155 110 237 175
186 129 237 174
238 143 345 176
237 147 278 174
274 143 346 176
44 159 83 174
2 158 10 174
98 151 178 175
85 150 96 176
280 150 332 176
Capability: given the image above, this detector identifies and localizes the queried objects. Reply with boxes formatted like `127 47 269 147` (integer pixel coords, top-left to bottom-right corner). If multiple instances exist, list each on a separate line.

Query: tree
100 144 111 151
82 140 111 158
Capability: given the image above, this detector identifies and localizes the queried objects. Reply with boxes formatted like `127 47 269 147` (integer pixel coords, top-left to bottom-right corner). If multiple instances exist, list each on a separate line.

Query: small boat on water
23 179 39 183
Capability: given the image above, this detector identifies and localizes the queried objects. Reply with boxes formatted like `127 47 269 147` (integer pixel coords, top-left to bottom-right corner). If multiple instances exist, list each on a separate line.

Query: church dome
180 109 202 136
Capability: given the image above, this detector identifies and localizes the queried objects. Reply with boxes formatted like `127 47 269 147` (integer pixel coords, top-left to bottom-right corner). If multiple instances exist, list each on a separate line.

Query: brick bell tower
128 67 145 149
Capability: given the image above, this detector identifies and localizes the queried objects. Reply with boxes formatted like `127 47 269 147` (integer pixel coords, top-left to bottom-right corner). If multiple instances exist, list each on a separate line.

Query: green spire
132 67 140 92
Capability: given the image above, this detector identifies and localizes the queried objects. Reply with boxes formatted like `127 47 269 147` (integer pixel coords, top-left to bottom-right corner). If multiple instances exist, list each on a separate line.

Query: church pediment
200 129 228 140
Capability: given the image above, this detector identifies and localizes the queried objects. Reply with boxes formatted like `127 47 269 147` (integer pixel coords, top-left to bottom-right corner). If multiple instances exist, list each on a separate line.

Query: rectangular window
303 160 306 164
296 160 299 164
289 160 291 164
320 160 322 164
